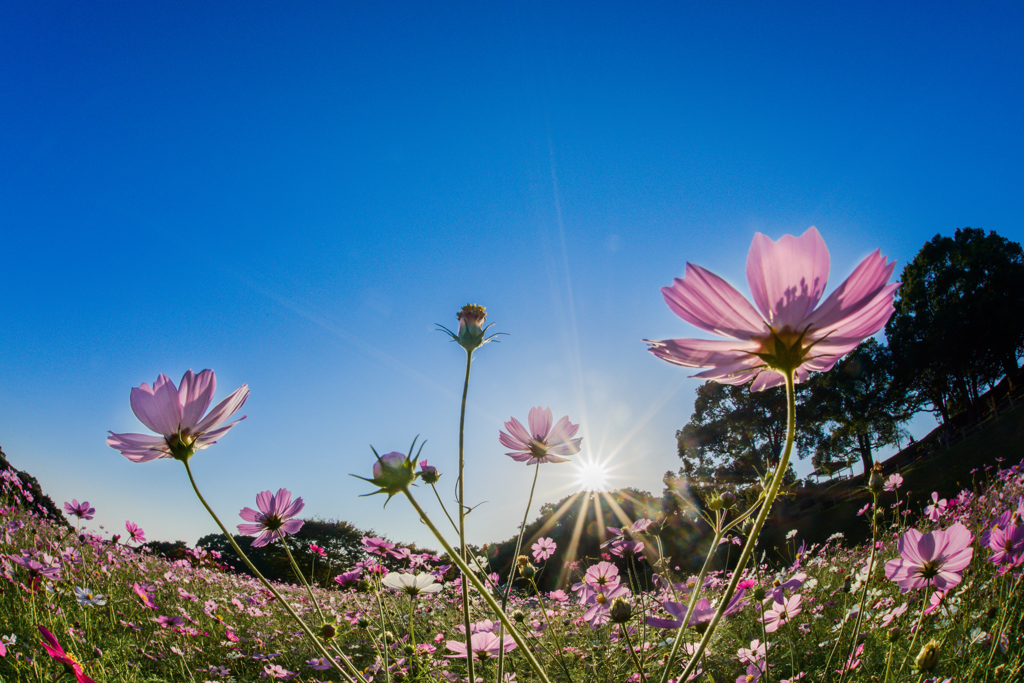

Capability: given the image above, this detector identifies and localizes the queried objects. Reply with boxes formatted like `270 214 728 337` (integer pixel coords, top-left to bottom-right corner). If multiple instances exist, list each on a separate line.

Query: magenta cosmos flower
646 227 898 391
499 407 582 464
237 488 305 547
38 626 97 683
107 369 248 463
64 500 95 521
531 537 557 562
884 522 974 592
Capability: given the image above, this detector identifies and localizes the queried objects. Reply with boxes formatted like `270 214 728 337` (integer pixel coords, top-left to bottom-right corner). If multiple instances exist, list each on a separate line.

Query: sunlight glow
575 460 610 492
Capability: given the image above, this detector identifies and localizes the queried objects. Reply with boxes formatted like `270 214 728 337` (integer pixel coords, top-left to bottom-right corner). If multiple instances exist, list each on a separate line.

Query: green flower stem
897 592 930 678
821 590 850 676
183 461 366 683
837 492 879 683
882 640 895 683
498 461 541 683
430 482 460 536
277 530 330 626
529 578 575 683
402 488 554 683
457 349 476 683
667 367 797 683
656 518 724 683
621 623 646 679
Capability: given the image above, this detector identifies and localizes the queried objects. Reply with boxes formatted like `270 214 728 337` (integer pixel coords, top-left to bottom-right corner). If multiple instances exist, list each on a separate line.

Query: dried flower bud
915 639 940 671
609 598 633 624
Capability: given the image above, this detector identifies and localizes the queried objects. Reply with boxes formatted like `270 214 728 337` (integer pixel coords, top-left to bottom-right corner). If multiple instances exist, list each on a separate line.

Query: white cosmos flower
381 572 442 596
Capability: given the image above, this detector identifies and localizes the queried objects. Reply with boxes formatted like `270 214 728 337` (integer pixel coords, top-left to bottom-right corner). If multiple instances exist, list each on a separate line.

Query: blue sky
1 2 1021 550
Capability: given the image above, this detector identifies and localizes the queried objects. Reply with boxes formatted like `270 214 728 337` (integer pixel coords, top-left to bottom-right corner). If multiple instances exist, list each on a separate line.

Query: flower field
2 449 1022 682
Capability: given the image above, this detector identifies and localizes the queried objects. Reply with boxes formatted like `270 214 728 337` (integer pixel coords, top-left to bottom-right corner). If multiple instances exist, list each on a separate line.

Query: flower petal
130 374 183 437
746 227 830 329
194 383 250 435
661 263 766 340
528 407 553 441
178 369 217 431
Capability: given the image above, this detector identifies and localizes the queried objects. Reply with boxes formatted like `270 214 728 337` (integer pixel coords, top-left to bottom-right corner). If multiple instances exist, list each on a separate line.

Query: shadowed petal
130 374 182 437
746 227 830 329
662 264 765 340
528 407 553 440
178 369 217 431
645 337 760 370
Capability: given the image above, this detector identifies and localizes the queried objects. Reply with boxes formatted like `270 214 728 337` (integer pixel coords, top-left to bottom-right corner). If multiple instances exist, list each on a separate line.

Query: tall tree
886 228 1024 423
675 382 806 491
802 339 917 475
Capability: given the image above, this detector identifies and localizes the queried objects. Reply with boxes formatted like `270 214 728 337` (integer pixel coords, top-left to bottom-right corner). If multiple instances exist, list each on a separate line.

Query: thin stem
277 530 330 625
668 368 797 683
403 488 554 683
837 493 879 683
457 349 476 683
657 520 724 682
431 482 460 535
498 462 541 683
621 624 646 679
898 592 929 678
183 461 365 683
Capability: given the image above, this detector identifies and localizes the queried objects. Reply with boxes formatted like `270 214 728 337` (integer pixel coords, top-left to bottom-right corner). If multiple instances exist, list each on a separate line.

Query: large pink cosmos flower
38 626 97 683
237 489 305 547
107 369 248 462
499 407 582 464
646 227 898 391
884 522 974 592
445 632 517 660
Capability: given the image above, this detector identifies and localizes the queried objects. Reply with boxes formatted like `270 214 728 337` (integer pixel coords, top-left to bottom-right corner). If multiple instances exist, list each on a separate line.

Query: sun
575 459 610 492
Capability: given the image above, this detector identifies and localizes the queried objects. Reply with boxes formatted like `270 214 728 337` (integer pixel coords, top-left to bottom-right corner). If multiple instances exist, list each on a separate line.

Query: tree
802 339 917 475
675 382 807 492
886 228 1024 423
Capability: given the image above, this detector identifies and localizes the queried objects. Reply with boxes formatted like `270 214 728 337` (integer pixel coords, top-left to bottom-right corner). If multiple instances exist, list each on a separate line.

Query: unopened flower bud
417 460 440 485
355 450 417 504
513 610 525 623
357 616 370 629
403 644 415 656
888 626 901 642
562 618 571 627
609 598 632 624
519 563 536 579
842 576 852 593
720 491 737 509
868 465 885 495
455 304 488 352
110 535 121 545
706 493 723 512
382 631 395 643
752 586 766 602
320 623 337 641
915 639 940 671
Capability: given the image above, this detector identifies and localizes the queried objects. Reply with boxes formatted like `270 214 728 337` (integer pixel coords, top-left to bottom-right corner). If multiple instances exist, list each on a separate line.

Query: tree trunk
857 431 874 475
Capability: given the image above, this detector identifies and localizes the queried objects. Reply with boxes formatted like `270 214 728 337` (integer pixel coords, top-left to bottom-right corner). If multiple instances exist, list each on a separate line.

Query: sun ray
557 492 592 588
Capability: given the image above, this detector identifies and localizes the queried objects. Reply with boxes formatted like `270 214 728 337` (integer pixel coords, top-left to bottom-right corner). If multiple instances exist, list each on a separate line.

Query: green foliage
886 227 1024 423
675 381 805 491
802 339 918 475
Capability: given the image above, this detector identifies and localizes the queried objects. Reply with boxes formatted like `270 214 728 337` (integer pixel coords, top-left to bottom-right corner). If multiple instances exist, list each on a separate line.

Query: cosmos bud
915 639 940 671
609 598 632 624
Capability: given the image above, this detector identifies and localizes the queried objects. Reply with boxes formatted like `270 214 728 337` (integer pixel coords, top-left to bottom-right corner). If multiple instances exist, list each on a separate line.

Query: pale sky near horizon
1 2 1022 552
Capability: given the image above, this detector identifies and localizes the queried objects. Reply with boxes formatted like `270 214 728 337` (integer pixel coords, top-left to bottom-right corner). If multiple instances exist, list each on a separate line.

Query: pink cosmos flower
445 632 517 660
924 492 947 522
125 521 145 544
987 522 1024 567
237 489 305 547
532 537 557 562
884 473 903 492
64 500 95 521
761 594 803 633
38 626 97 683
601 518 653 557
646 227 897 391
107 369 248 463
499 407 583 464
884 522 974 592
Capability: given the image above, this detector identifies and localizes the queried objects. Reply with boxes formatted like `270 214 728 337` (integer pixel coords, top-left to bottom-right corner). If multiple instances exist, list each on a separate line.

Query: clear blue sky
1 2 1021 550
